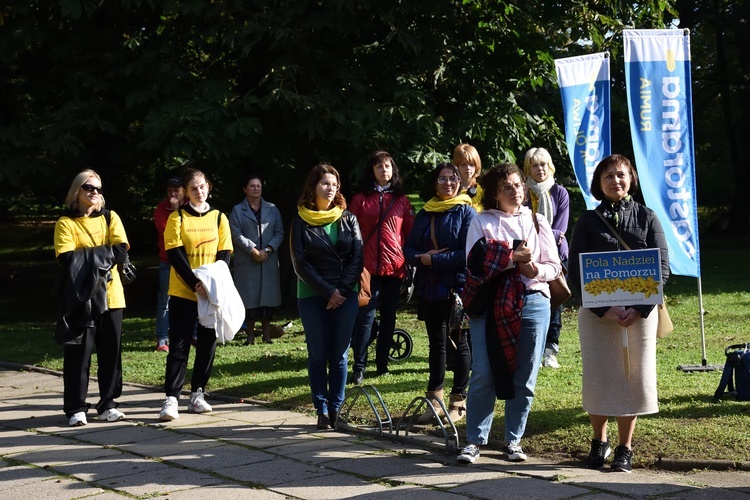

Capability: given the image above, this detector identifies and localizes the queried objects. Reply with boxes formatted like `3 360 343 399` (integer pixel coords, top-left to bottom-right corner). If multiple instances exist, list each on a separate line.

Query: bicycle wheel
389 329 413 361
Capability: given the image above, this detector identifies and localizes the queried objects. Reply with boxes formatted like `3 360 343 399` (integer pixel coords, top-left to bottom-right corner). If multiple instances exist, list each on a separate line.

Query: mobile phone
512 239 525 250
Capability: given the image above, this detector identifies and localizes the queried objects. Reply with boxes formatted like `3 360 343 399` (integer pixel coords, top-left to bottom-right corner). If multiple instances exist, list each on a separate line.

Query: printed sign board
578 248 664 308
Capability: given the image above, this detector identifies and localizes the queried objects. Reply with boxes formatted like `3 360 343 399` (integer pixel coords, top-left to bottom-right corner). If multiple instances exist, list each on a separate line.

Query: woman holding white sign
568 154 669 473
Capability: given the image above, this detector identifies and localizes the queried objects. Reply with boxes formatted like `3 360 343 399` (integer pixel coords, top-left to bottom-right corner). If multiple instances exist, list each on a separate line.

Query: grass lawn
1 220 749 466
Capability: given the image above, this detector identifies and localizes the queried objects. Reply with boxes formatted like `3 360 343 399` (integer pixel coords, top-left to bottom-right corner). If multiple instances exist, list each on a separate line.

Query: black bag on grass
713 343 750 401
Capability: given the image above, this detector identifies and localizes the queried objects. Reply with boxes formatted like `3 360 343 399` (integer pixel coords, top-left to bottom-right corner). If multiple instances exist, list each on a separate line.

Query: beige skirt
578 308 658 417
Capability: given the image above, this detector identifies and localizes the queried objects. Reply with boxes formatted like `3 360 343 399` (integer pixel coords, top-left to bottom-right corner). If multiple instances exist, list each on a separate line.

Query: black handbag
448 291 465 332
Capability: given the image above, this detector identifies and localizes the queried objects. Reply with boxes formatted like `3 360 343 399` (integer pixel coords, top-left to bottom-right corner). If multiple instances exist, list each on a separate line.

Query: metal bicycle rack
339 385 393 437
396 395 459 451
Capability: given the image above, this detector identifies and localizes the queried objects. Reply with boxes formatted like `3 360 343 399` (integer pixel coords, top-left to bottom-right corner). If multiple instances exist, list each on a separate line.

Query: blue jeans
155 261 171 343
465 292 550 446
298 291 359 415
350 275 402 372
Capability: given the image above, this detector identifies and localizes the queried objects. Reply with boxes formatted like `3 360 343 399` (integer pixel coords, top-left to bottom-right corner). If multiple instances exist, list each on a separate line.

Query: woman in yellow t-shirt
158 168 233 421
54 169 129 426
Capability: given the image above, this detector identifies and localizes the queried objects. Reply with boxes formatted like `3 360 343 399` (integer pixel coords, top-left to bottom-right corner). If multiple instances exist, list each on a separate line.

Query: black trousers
422 298 471 395
164 296 217 398
63 309 123 417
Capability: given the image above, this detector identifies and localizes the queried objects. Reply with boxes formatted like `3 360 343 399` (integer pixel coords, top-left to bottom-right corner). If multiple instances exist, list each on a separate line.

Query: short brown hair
590 154 639 200
297 163 347 210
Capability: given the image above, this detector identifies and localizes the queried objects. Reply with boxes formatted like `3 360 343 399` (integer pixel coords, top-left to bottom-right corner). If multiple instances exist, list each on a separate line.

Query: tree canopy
13 0 746 235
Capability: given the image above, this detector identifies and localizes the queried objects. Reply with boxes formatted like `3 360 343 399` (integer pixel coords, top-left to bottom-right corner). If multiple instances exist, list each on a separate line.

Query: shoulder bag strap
362 194 398 247
429 215 439 250
594 209 631 250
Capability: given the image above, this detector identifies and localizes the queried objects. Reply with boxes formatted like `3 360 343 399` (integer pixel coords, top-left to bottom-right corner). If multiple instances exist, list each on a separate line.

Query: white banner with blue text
623 29 701 278
554 52 611 210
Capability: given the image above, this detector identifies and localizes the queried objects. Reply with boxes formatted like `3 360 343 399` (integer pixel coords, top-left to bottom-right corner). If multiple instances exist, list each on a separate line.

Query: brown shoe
317 414 330 429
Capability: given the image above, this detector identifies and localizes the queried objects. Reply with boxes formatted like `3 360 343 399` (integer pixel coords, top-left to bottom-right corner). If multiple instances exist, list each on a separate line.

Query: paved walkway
2 366 749 499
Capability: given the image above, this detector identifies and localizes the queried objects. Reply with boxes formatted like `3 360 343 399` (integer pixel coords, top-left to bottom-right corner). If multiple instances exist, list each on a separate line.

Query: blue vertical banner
623 29 701 278
554 53 611 210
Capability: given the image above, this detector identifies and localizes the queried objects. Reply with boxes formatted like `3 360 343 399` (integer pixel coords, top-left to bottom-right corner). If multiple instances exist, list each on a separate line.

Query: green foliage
0 0 677 223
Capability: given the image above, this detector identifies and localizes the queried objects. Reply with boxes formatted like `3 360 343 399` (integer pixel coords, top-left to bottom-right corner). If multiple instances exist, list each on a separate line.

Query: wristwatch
264 246 274 254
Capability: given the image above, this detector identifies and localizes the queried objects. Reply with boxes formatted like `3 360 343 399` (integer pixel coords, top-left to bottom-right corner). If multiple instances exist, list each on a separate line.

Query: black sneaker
351 369 364 385
457 444 480 464
586 438 611 469
611 445 633 473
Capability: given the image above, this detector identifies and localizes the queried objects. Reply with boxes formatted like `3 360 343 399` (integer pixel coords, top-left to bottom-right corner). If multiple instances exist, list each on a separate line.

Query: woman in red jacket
348 151 415 384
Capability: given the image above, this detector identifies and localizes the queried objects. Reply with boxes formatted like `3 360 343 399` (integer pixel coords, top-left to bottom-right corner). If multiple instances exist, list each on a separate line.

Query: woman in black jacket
569 154 669 473
404 163 476 424
290 163 363 430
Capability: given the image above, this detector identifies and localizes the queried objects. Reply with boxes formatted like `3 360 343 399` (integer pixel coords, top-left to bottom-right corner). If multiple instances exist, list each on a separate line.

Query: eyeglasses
501 182 524 194
437 176 460 185
81 183 103 194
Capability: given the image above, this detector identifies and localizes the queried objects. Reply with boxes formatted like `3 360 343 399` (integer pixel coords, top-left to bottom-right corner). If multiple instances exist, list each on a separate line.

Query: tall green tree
1 0 677 226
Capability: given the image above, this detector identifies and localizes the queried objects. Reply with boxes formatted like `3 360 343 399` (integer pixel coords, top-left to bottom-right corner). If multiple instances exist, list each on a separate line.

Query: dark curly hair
479 163 525 210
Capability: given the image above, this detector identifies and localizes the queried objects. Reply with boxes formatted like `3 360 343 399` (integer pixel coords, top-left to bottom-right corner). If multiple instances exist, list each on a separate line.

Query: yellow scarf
422 193 473 213
298 205 343 226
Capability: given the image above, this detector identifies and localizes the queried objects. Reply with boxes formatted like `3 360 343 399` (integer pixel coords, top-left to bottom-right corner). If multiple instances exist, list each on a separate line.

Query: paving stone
0 463 63 488
52 452 173 482
219 456 336 487
161 443 276 471
683 470 750 490
270 470 390 499
0 429 74 455
567 469 699 497
150 483 289 499
6 442 124 468
116 430 225 458
6 474 105 499
451 474 592 499
264 437 377 465
94 463 224 497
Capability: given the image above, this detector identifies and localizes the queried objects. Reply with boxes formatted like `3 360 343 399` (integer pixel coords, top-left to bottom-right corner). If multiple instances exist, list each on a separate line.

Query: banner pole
697 277 708 365
679 277 720 372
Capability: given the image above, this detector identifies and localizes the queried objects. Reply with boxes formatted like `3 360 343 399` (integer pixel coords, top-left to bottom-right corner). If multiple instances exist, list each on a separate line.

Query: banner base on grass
678 363 722 373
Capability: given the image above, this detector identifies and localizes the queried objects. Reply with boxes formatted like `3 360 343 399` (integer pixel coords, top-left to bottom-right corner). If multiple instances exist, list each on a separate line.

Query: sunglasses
81 183 103 194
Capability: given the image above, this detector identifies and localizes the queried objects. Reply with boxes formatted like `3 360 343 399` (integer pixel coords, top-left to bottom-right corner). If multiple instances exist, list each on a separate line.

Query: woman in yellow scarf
290 163 364 430
404 163 476 424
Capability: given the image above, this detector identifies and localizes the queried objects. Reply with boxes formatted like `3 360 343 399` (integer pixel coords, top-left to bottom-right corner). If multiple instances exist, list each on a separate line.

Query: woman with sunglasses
54 170 130 426
404 163 476 424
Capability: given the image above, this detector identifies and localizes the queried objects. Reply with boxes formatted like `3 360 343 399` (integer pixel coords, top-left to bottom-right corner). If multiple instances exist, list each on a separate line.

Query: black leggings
422 298 471 395
164 296 218 397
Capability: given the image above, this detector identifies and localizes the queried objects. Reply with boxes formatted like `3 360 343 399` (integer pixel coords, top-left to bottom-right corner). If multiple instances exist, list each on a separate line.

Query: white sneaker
159 396 180 421
504 443 527 462
98 408 125 422
69 411 87 426
542 348 560 369
188 388 212 413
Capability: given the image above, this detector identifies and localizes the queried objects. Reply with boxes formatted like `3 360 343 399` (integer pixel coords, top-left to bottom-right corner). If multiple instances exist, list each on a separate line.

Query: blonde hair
452 144 482 183
65 169 105 213
523 147 556 177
